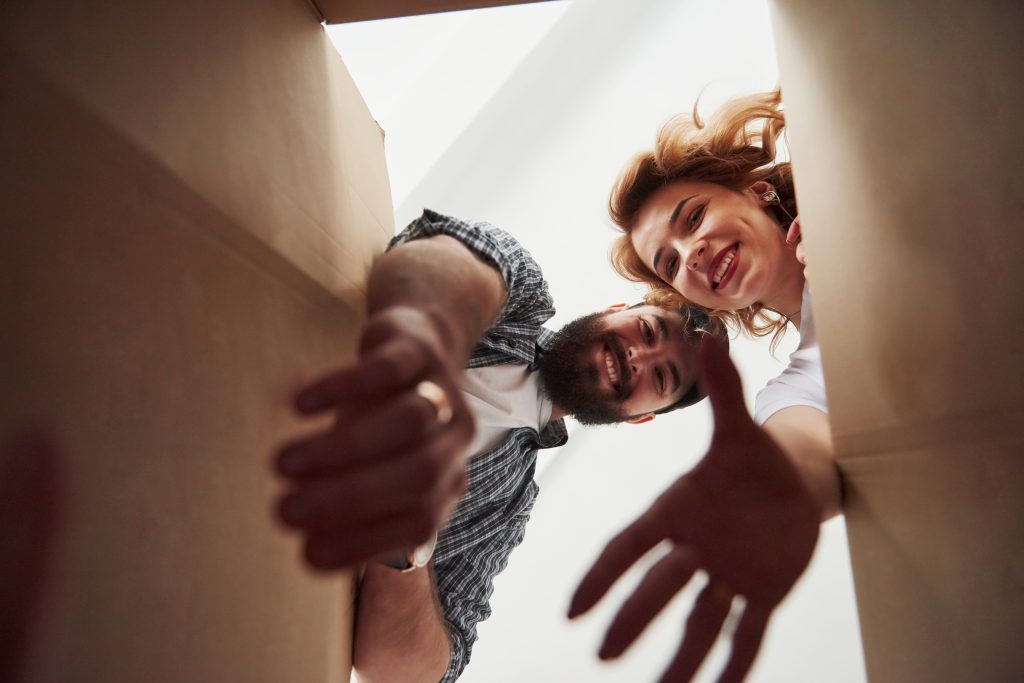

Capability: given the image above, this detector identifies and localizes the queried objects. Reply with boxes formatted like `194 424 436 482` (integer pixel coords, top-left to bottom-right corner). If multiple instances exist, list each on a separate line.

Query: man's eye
655 368 665 393
642 320 654 344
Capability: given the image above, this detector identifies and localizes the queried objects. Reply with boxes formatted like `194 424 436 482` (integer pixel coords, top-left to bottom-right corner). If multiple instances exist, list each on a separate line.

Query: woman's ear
748 180 776 204
604 303 628 313
626 413 655 425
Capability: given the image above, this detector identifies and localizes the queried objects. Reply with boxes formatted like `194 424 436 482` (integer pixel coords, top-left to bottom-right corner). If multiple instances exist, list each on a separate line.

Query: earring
760 189 795 222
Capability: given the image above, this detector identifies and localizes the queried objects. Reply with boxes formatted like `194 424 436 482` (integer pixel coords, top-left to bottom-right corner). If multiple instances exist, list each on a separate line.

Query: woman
568 91 842 683
608 88 839 517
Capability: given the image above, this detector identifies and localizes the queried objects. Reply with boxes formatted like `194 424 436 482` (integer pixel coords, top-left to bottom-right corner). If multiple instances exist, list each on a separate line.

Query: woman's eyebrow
668 195 696 229
653 247 666 274
652 195 697 277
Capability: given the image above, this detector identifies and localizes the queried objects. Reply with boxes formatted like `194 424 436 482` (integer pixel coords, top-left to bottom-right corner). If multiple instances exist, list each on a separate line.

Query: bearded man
274 210 721 682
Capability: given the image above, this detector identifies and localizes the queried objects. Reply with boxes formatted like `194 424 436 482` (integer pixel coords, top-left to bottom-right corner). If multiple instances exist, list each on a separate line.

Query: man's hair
652 306 728 415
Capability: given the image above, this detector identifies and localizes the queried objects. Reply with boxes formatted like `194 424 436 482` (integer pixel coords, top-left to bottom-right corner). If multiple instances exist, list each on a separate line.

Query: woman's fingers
598 547 699 659
657 582 734 683
569 514 666 619
716 604 769 683
697 337 750 436
785 215 802 245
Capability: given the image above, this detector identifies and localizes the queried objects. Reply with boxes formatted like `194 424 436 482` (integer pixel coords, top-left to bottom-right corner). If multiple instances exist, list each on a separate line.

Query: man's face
539 305 701 426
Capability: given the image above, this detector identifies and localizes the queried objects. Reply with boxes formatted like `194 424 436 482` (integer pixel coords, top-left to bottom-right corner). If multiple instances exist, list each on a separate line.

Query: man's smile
600 339 631 398
604 344 620 389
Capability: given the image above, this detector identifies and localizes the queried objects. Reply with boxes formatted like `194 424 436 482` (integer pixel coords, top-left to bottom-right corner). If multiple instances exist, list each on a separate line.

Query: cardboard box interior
771 0 1024 680
314 0 555 24
1 0 393 679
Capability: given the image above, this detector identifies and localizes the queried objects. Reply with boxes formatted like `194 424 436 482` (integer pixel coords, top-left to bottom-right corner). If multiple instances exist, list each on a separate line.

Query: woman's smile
709 243 740 290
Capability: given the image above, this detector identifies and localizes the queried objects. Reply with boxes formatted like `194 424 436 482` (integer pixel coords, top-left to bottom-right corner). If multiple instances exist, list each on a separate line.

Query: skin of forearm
763 406 843 520
353 562 451 683
365 236 507 367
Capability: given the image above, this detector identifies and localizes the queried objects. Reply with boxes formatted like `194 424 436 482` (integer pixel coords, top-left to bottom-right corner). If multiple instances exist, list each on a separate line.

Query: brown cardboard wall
771 1 1024 680
316 0 555 24
2 0 394 680
2 0 393 312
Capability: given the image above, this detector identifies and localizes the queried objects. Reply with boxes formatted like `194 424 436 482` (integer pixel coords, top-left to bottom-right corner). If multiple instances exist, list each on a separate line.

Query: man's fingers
716 604 769 683
294 335 432 414
0 431 64 682
277 386 471 478
657 582 733 683
598 547 698 659
278 455 442 531
697 337 750 435
303 515 438 571
568 515 664 619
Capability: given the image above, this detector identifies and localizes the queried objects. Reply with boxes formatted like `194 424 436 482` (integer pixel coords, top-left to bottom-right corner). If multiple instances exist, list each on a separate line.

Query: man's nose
627 345 652 375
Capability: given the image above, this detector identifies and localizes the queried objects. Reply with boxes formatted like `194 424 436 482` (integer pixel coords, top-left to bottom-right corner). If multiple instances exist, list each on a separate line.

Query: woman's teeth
712 247 736 287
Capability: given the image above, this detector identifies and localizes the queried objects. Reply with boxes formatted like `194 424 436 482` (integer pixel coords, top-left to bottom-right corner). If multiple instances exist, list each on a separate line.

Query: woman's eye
688 204 706 230
667 256 679 280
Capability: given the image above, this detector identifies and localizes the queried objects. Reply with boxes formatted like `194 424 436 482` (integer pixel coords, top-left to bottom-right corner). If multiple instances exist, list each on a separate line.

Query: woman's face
630 179 789 311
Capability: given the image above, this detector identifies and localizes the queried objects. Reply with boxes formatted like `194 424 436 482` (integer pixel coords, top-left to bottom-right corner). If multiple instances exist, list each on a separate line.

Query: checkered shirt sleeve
388 209 555 368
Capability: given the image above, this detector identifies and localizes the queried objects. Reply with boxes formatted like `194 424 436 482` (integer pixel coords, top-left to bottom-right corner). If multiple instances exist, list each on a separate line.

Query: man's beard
538 312 629 426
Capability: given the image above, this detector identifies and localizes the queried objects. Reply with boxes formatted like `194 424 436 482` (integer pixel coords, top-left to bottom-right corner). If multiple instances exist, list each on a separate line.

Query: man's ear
626 413 655 425
605 303 628 313
748 180 775 204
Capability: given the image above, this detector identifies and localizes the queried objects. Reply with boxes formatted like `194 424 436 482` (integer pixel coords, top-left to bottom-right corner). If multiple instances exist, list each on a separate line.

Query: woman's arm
762 406 842 520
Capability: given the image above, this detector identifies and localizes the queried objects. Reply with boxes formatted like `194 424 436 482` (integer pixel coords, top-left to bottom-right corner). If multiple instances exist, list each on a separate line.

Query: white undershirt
461 364 552 456
753 284 828 425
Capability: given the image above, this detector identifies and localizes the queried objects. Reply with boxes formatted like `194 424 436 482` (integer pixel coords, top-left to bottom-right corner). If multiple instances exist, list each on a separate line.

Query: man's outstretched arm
364 234 507 366
353 563 450 683
274 231 507 569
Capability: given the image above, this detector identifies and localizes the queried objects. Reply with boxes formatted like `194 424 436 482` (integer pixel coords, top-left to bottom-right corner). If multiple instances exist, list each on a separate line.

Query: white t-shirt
461 364 553 456
753 284 828 425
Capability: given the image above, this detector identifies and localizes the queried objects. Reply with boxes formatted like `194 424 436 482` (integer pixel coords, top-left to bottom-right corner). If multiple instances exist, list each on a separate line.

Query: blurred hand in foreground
568 338 820 683
274 306 475 571
1 431 65 683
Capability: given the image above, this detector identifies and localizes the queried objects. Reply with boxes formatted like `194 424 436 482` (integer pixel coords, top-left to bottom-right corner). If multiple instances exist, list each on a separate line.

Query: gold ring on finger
415 380 453 426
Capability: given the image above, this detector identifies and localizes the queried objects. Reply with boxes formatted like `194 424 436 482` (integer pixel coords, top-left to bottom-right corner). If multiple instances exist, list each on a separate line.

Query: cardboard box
314 0 555 24
771 1 1024 680
1 0 393 680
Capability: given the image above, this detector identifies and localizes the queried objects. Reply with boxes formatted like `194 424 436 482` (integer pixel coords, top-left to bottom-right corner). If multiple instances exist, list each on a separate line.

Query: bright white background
328 1 865 681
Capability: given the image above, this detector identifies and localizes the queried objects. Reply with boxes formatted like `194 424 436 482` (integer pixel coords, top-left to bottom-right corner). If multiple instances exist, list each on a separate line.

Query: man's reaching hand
274 306 475 570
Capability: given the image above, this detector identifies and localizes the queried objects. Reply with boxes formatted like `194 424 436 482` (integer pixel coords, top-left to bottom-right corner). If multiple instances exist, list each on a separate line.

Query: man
274 210 722 682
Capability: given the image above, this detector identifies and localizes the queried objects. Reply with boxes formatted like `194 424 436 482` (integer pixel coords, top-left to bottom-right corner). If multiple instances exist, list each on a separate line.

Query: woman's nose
685 239 707 272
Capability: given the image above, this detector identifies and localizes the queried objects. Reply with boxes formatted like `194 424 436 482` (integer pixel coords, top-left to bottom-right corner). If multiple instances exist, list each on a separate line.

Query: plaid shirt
389 210 569 682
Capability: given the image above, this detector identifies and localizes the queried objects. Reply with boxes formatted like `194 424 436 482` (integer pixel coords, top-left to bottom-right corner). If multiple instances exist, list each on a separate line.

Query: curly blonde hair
609 89 798 343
